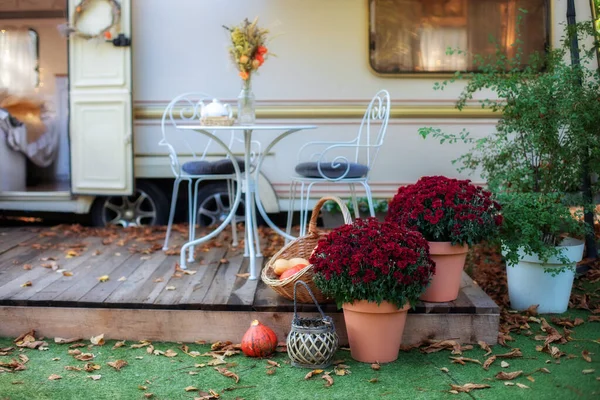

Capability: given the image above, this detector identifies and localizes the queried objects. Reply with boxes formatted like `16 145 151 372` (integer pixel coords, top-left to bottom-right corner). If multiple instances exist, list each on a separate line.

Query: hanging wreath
70 0 121 40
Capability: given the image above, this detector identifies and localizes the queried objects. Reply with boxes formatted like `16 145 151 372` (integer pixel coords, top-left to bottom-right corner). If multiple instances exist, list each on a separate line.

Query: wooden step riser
0 306 499 346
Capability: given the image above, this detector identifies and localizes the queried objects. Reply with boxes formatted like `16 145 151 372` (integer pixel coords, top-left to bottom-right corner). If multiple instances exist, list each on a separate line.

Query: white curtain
419 26 467 71
0 28 37 94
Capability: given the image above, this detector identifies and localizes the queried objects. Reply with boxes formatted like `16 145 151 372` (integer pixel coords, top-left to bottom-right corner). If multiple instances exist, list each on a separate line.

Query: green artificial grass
1 309 599 400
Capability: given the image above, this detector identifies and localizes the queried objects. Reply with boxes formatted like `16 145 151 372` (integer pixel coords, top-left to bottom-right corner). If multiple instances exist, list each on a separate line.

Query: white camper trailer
0 0 596 227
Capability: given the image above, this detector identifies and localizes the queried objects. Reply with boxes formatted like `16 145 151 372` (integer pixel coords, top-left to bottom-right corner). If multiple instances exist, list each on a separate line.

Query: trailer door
69 0 133 195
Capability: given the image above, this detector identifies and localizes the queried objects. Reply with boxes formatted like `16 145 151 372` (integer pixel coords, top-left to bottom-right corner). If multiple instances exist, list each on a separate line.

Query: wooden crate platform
0 225 500 345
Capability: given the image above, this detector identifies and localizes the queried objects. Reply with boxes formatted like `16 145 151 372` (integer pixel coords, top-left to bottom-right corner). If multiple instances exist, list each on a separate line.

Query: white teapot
200 98 232 118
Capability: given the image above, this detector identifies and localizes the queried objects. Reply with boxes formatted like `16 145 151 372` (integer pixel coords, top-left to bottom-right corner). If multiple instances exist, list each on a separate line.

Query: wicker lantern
286 281 339 368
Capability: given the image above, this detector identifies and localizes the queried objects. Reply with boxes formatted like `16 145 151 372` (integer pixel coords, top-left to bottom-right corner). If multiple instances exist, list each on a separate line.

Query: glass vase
237 79 256 125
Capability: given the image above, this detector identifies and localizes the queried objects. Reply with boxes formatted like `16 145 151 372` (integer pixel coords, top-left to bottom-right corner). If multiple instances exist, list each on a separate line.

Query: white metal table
177 124 317 280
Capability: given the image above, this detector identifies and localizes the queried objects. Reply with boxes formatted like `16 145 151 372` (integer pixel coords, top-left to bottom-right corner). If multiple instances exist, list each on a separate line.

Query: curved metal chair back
355 89 391 172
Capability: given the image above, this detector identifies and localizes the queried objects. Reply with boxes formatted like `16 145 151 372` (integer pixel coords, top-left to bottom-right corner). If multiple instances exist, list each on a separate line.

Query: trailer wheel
195 182 246 227
91 180 169 227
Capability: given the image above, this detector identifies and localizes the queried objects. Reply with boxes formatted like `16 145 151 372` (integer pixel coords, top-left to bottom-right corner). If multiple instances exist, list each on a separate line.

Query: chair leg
252 196 261 255
361 181 376 217
298 181 308 236
228 178 239 247
285 180 298 241
186 179 194 262
349 183 360 219
163 178 181 251
303 182 316 236
188 178 203 263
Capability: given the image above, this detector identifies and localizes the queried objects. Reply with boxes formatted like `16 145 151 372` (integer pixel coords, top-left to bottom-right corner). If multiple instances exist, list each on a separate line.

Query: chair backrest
159 92 261 177
355 89 391 171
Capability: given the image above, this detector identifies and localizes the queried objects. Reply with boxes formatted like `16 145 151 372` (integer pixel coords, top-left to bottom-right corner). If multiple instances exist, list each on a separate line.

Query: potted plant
321 197 388 228
309 217 434 363
419 19 599 312
385 176 502 303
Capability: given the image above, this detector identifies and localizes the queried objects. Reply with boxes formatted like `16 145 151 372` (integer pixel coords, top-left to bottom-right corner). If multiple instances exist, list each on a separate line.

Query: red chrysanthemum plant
385 176 503 246
310 218 435 309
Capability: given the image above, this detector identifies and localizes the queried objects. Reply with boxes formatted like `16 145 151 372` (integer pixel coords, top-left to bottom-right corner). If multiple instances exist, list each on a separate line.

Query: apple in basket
279 264 307 280
273 257 309 276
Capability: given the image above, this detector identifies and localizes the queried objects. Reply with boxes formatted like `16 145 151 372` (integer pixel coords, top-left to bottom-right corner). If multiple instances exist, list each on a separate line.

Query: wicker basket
287 281 339 368
261 196 352 303
200 116 235 126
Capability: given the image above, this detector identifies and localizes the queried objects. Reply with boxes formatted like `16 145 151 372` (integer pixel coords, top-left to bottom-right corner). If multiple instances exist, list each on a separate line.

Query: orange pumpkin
241 320 278 357
279 264 306 280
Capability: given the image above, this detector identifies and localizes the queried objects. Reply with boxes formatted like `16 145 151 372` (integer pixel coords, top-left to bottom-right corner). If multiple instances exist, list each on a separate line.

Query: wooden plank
103 252 168 305
0 228 38 254
0 305 500 345
76 254 147 304
50 248 137 303
26 242 119 302
5 237 105 302
200 251 245 309
127 256 177 304
460 272 500 314
177 247 229 306
226 257 260 308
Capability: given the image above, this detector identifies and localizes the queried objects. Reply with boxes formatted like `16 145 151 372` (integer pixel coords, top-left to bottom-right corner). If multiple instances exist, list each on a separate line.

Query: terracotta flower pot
419 241 469 303
342 301 410 363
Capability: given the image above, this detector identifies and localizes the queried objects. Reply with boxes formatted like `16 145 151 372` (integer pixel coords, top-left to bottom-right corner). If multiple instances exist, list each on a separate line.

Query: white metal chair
160 92 260 262
286 89 391 237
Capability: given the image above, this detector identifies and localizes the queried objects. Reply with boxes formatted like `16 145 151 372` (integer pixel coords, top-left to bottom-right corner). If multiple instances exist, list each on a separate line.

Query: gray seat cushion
295 162 369 179
182 158 245 175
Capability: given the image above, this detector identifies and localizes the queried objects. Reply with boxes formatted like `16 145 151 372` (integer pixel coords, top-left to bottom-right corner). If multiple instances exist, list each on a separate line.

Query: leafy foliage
418 15 600 266
310 218 434 309
386 176 502 246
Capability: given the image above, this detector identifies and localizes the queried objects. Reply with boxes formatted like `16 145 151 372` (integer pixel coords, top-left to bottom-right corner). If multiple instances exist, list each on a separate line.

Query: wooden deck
0 225 500 345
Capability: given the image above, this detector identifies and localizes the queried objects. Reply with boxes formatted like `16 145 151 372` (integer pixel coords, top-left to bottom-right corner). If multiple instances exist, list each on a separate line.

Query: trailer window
369 0 549 74
0 28 40 91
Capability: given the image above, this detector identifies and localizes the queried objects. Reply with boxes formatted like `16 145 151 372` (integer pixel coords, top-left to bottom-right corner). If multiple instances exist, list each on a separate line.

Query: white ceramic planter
505 238 584 314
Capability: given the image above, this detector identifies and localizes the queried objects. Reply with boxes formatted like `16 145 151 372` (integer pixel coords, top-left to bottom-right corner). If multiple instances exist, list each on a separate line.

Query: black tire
194 182 247 227
90 180 169 227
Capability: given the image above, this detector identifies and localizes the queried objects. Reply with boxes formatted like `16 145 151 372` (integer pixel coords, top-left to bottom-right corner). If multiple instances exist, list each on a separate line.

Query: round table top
177 124 317 131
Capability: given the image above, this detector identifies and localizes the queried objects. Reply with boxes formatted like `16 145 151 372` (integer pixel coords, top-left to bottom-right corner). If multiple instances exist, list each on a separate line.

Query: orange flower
239 71 250 80
255 54 265 66
257 46 268 55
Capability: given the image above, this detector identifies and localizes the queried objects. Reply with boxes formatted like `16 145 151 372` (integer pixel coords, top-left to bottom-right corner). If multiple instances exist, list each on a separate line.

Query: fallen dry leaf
449 383 490 393
214 367 239 383
48 374 62 380
20 281 32 287
501 361 510 368
582 369 595 374
184 386 198 392
90 334 105 346
305 369 324 380
526 376 535 383
112 340 126 350
184 270 197 275
55 337 81 344
582 350 592 363
143 394 154 399
495 371 523 380
219 258 229 264
537 367 550 374
62 271 73 277
440 367 449 373
52 358 60 361
131 340 151 349
68 349 81 356
84 363 101 372
107 360 128 371
478 341 492 356
69 343 86 349
154 277 164 283
588 316 600 322
23 264 32 270
483 355 496 370
334 367 350 376
89 375 101 380
74 353 95 361
118 276 127 281
235 273 250 278
450 357 481 365
371 363 381 370
495 348 523 358
516 383 530 389
266 360 280 368
64 366 82 371
165 286 176 291
97 275 109 282
266 368 276 375
322 374 334 387
164 349 177 357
